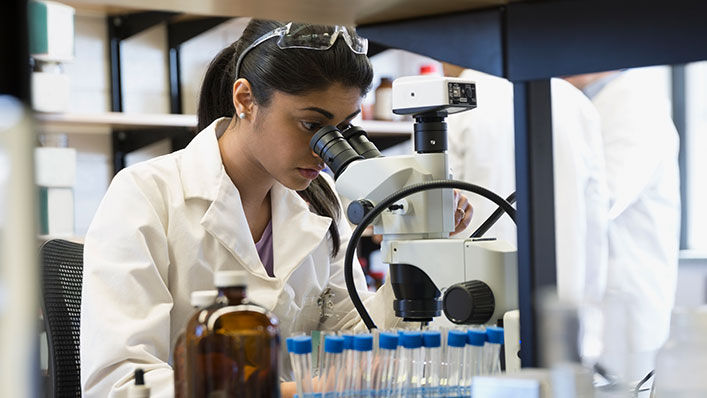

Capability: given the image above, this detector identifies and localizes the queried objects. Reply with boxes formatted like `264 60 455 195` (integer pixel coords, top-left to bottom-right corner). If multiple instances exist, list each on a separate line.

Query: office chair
40 239 84 397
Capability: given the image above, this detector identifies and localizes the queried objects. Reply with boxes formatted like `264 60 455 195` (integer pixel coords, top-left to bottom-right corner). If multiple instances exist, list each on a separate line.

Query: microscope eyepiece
341 125 382 159
310 125 363 179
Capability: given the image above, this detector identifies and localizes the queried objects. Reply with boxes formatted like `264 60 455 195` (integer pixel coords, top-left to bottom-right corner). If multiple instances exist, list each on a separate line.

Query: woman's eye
302 121 322 132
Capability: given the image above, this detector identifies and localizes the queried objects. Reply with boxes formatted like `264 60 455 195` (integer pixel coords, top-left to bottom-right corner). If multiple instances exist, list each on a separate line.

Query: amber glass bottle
186 271 280 398
174 290 218 398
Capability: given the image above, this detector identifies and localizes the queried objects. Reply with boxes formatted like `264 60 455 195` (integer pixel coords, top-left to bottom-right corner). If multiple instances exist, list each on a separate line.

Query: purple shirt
255 221 274 277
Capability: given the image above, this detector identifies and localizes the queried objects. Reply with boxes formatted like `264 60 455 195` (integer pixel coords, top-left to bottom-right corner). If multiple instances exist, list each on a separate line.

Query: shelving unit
13 0 707 370
35 111 413 137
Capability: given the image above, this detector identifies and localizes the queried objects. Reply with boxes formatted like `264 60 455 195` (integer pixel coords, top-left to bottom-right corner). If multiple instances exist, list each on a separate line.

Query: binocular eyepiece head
309 124 381 179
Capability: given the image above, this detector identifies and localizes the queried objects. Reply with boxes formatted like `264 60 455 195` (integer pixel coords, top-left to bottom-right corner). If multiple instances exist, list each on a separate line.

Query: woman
80 19 472 397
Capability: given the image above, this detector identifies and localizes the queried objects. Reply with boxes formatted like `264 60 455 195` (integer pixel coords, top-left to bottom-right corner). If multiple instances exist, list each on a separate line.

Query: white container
653 307 707 397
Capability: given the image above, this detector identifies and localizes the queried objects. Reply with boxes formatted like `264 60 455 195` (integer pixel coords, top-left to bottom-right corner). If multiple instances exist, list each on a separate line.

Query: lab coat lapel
201 171 271 279
270 181 331 280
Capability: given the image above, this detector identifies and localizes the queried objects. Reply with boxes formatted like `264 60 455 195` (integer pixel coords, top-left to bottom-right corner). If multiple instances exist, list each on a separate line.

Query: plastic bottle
653 307 707 397
342 333 356 395
174 290 217 398
446 330 467 397
422 331 442 397
373 77 394 121
186 270 280 397
463 329 486 393
397 331 423 398
288 335 316 398
353 334 374 397
320 335 345 398
485 327 504 375
374 332 399 397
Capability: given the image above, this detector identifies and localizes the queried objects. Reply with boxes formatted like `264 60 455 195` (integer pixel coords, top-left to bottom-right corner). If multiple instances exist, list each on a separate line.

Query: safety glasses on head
235 22 369 79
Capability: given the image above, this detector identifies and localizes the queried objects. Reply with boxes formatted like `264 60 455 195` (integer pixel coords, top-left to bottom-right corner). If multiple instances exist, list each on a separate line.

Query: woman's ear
232 78 255 119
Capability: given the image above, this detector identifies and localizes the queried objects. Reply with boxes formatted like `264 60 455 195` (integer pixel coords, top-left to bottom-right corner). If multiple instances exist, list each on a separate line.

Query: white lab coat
590 68 680 381
80 118 401 397
447 71 609 354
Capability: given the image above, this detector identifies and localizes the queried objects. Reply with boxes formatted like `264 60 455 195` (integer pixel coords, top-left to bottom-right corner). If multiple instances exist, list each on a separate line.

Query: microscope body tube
353 335 374 398
422 331 442 397
288 336 315 397
463 329 486 393
446 330 467 397
321 336 345 398
484 327 504 375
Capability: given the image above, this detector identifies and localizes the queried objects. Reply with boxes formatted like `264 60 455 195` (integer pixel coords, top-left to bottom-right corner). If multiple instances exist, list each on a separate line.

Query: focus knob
442 280 495 325
347 200 374 225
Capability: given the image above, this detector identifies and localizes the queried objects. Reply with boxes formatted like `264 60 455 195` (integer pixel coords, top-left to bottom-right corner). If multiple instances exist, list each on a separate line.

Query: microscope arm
343 179 517 330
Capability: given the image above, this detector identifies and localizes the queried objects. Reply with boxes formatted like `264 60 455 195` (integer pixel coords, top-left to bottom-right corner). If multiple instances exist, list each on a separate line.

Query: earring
238 112 247 120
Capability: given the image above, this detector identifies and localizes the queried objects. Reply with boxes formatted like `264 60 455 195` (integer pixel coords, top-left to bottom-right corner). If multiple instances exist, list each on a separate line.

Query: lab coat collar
182 118 332 284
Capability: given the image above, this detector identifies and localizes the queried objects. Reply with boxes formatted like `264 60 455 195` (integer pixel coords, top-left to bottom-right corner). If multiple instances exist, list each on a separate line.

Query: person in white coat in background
443 64 610 361
566 68 681 383
80 20 473 397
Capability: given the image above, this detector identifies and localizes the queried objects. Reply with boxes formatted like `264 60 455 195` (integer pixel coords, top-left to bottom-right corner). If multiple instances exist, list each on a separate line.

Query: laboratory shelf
35 111 413 137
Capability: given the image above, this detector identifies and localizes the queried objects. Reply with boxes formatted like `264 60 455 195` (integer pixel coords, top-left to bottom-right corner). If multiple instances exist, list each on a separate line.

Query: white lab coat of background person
586 68 681 382
80 118 401 397
447 70 609 358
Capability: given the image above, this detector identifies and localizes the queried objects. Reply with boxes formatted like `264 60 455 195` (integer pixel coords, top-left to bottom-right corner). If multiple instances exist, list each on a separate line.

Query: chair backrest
40 239 84 397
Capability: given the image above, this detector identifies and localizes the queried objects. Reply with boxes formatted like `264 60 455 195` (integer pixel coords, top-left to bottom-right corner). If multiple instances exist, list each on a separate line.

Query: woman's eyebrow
298 108 361 121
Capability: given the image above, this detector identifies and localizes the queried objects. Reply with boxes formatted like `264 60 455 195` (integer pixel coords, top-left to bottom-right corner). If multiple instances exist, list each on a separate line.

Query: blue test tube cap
379 332 399 350
448 330 467 348
486 326 504 344
290 335 312 354
286 337 294 353
353 334 374 351
343 334 354 350
324 336 345 354
422 331 441 348
467 329 486 347
400 331 423 349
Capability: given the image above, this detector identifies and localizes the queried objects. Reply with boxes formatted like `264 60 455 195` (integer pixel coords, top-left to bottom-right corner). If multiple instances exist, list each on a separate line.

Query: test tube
353 334 374 398
286 338 300 390
342 334 355 396
288 336 315 397
463 329 486 392
484 327 504 375
320 335 345 398
374 332 399 397
446 330 467 397
397 331 423 398
422 331 442 398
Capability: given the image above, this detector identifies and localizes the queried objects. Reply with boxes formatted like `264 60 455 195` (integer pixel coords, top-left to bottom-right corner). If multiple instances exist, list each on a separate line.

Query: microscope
309 75 518 332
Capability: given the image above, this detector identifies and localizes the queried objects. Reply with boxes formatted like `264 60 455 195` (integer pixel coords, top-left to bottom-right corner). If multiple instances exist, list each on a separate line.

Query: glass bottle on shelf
374 77 395 121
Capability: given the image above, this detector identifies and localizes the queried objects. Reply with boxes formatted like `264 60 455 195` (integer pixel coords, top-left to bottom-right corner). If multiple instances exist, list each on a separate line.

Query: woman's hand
281 381 296 398
452 189 473 236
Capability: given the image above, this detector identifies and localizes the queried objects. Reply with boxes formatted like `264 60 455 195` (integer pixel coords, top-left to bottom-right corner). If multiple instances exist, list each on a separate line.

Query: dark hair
197 19 374 256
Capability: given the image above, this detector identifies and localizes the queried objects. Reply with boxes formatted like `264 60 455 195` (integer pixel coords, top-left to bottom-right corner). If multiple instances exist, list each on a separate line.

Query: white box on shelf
35 147 76 187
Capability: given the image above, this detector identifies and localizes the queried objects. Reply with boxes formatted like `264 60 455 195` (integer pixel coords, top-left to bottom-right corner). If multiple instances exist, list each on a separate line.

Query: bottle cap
448 330 467 347
379 332 399 350
190 290 217 307
286 337 294 353
400 331 423 349
486 326 504 344
467 329 486 346
353 334 373 351
422 331 441 348
343 334 355 350
289 336 312 354
214 270 248 288
324 336 345 354
419 64 438 75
